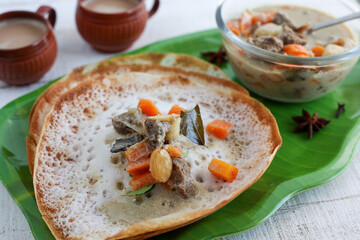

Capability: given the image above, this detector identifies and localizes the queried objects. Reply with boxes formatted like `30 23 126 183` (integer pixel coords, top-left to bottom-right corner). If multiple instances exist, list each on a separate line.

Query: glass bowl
216 0 360 102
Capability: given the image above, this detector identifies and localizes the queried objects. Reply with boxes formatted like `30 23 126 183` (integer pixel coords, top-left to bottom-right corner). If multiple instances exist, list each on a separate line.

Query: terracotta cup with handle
76 0 160 53
0 6 57 86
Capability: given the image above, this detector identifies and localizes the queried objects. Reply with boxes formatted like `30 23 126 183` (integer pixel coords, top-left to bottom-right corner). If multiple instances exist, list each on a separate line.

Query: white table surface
1 0 360 239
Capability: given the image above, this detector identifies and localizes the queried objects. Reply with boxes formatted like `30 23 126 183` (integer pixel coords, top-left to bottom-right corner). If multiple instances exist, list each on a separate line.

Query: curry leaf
122 184 154 196
180 105 205 145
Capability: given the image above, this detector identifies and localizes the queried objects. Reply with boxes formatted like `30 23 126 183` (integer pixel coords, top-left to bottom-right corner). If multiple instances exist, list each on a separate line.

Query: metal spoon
307 12 360 33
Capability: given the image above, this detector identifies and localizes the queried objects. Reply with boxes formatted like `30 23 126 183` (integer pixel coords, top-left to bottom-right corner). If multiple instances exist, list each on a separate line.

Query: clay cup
0 6 57 86
76 0 160 53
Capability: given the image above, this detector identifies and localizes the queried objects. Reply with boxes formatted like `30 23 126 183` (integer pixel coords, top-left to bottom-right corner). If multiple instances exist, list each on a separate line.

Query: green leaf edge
122 184 154 196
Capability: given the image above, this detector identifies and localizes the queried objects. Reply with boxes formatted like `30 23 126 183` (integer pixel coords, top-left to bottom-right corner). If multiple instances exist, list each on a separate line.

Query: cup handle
36 5 56 28
148 0 160 18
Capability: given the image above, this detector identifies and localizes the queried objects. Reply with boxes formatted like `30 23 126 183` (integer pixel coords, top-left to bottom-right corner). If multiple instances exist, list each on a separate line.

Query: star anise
292 109 330 139
335 103 345 118
201 45 227 67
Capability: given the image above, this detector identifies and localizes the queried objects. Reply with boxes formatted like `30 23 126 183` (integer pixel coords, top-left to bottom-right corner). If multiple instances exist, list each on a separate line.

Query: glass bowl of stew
216 0 360 102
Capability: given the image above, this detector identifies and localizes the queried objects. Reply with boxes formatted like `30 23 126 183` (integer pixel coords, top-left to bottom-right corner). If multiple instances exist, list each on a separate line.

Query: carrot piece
168 104 184 115
312 46 324 57
166 145 183 158
240 11 254 37
206 119 233 140
125 140 152 163
138 98 159 116
208 158 238 182
283 44 309 57
129 171 156 190
226 22 240 36
126 158 150 176
252 11 276 25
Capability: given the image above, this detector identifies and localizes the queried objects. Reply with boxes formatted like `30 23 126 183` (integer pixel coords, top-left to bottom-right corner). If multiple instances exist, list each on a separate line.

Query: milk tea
0 18 47 50
82 0 139 14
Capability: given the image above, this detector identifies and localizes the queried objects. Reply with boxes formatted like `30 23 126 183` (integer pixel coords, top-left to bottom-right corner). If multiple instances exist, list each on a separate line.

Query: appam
34 72 281 240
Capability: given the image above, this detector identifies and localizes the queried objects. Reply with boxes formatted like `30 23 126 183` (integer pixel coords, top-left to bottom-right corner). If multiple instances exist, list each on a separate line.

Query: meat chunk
110 134 144 153
282 68 319 82
278 26 307 45
166 158 198 198
272 11 297 30
112 108 145 135
248 36 284 53
145 119 170 150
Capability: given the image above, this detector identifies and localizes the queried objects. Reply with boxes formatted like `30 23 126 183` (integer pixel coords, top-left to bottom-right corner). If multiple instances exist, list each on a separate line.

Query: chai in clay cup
76 0 160 53
0 6 57 86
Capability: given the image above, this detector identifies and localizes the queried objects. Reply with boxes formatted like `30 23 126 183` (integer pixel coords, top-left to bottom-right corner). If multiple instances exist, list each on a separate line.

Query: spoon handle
308 12 360 33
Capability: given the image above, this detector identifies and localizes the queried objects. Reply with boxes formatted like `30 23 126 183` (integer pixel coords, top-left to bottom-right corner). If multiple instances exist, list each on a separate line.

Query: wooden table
1 0 359 239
